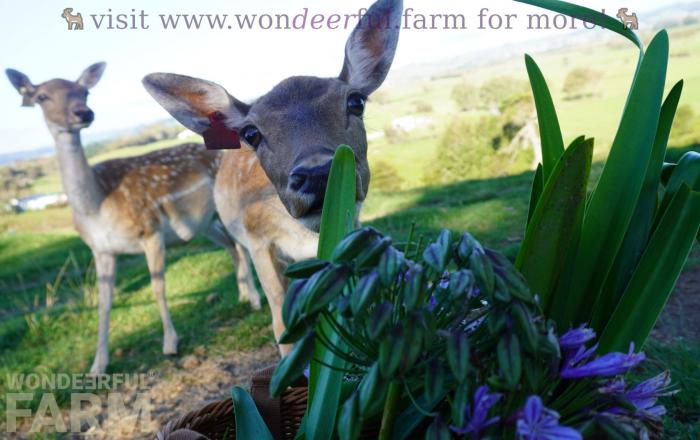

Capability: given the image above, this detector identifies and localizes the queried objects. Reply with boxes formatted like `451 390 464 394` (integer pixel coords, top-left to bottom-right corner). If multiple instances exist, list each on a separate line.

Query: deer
142 0 403 354
5 63 261 375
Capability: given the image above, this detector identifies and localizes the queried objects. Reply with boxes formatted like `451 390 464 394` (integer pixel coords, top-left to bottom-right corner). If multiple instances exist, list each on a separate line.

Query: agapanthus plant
269 227 674 439
231 0 699 438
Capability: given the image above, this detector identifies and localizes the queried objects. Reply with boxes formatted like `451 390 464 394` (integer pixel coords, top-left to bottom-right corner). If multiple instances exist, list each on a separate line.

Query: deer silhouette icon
62 7 83 30
616 8 639 30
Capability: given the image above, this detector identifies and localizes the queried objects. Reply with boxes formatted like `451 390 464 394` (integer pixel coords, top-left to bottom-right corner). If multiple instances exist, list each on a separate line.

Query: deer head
143 0 403 230
5 62 106 135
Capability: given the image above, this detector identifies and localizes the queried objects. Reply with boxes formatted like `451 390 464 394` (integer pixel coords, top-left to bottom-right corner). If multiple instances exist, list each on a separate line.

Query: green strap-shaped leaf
391 391 446 440
316 145 358 260
516 137 592 311
654 151 700 232
525 56 565 181
661 163 677 186
515 0 641 49
599 185 700 353
527 164 544 227
306 145 357 440
231 386 274 440
551 31 669 327
591 81 684 331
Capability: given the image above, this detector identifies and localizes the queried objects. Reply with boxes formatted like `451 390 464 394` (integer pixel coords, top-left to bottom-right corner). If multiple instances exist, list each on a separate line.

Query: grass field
361 25 700 189
1 24 699 438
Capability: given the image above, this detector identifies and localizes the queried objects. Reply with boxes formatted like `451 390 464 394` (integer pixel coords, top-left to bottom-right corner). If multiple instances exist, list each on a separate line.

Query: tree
479 77 530 113
500 94 535 141
563 67 603 99
451 82 479 111
423 115 502 184
384 123 407 144
370 160 404 192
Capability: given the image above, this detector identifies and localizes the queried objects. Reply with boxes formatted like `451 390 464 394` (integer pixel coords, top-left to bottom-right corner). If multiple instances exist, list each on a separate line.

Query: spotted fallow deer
5 63 260 374
143 0 403 353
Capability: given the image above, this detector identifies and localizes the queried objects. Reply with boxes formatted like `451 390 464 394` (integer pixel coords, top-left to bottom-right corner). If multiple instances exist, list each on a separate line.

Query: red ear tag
202 112 241 150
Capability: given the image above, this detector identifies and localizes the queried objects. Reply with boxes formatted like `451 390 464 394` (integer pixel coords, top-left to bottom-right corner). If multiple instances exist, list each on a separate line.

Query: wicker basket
155 366 379 440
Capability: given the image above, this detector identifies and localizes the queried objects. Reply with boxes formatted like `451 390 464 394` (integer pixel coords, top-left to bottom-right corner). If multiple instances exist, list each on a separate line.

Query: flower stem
379 380 402 440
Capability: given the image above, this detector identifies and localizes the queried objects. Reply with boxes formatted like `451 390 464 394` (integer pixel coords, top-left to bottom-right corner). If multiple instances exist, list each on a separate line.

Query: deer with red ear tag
143 0 404 354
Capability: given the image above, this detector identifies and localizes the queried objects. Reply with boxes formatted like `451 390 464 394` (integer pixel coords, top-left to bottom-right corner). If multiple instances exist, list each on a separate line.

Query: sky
0 0 678 154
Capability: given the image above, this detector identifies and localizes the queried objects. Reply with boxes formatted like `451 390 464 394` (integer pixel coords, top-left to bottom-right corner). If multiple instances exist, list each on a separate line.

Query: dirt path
98 344 280 439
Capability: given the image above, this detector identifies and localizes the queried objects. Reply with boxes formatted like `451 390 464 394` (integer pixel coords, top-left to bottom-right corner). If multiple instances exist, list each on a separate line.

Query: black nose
289 162 332 210
73 109 94 123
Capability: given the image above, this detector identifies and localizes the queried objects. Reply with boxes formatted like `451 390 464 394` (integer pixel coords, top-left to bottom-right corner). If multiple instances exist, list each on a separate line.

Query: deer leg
204 220 260 309
233 246 261 310
90 252 116 375
142 234 178 355
249 243 291 356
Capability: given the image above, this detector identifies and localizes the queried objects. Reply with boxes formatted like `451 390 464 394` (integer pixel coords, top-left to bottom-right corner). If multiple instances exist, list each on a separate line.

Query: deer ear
339 0 403 96
77 62 106 89
5 69 36 96
142 73 249 148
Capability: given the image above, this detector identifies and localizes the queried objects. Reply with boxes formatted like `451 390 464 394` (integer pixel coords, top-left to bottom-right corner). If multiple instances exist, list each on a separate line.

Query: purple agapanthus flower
559 325 596 353
428 294 438 312
562 342 599 369
450 385 502 439
598 377 626 394
627 371 676 414
561 343 645 379
439 271 450 289
516 396 582 440
601 371 677 421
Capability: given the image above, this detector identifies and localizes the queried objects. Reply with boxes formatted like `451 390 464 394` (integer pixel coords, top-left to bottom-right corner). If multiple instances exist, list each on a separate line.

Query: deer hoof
89 359 107 376
249 296 262 311
238 287 262 311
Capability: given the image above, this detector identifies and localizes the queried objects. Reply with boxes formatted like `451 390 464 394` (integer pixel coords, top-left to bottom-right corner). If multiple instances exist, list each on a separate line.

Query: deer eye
241 125 263 148
36 93 49 103
347 93 366 117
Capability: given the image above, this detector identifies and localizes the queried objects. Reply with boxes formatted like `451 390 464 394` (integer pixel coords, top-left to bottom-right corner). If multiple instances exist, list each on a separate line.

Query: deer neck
52 129 104 217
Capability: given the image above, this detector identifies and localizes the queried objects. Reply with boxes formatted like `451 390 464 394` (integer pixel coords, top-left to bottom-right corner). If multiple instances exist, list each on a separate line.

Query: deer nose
73 109 94 123
289 161 332 207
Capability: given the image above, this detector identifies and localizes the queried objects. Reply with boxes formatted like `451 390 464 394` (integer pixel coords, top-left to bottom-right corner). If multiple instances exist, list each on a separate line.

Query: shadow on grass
0 234 253 367
0 234 231 313
0 260 271 418
365 144 700 260
365 170 536 259
107 274 271 374
0 234 87 298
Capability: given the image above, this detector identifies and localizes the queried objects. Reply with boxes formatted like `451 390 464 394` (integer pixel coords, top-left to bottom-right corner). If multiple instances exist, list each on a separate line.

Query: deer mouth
66 122 92 132
285 191 320 218
282 170 365 231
